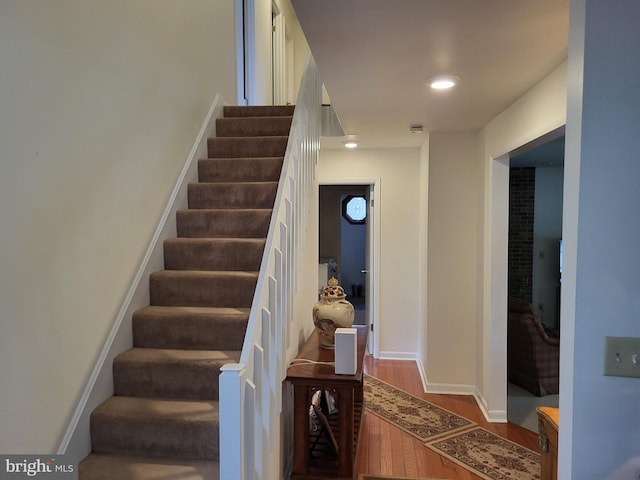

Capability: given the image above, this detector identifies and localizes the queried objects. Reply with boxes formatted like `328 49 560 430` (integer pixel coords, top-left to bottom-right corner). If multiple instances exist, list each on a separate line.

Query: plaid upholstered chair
507 298 560 396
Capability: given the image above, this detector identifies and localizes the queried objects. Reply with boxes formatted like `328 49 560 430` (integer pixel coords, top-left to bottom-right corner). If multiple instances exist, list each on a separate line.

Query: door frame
235 0 255 105
319 179 381 358
486 127 565 422
271 1 285 105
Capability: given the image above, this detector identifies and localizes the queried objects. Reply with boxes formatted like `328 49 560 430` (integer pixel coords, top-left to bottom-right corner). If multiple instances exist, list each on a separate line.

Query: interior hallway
357 358 539 479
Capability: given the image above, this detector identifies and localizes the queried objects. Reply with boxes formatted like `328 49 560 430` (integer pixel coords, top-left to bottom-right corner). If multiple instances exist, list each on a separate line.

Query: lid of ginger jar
321 277 346 300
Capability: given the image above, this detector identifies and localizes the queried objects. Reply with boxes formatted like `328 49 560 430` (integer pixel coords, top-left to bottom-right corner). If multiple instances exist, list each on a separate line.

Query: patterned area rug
425 427 540 480
363 375 475 442
359 475 446 480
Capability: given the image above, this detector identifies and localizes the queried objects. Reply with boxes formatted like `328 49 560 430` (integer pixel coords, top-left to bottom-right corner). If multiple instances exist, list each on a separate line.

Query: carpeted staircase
78 105 294 480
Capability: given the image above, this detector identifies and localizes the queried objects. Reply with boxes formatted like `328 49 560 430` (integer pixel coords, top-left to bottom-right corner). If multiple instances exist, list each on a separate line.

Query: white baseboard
378 351 418 361
474 390 508 423
57 94 227 461
415 362 508 424
424 380 477 396
415 357 429 393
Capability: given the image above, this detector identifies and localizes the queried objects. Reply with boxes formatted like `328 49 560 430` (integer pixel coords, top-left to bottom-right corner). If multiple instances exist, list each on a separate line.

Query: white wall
562 2 640 478
318 148 421 357
425 132 481 389
0 0 237 454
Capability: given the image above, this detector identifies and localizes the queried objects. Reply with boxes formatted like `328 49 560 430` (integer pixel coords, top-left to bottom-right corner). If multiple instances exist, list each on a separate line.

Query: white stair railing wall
219 57 322 480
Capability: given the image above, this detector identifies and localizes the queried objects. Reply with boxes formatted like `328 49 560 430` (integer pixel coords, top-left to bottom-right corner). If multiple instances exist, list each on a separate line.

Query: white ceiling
291 0 569 149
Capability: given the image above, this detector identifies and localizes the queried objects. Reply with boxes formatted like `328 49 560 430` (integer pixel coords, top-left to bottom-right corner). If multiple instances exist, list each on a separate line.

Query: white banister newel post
219 363 246 480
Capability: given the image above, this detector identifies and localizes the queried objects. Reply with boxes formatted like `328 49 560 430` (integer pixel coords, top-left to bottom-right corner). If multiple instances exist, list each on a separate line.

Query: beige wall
275 0 311 102
413 62 567 416
483 63 567 158
417 139 430 384
318 148 421 357
317 63 567 417
250 0 311 105
425 132 482 387
0 0 237 453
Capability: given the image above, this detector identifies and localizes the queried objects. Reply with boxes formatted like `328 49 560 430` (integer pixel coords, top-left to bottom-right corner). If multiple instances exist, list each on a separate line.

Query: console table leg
336 386 354 478
292 384 310 475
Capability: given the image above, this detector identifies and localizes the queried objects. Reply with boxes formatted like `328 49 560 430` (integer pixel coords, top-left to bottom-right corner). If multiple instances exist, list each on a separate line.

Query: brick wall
508 167 535 302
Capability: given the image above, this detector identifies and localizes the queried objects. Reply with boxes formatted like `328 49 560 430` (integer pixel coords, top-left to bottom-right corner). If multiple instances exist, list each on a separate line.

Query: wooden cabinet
285 325 367 479
537 407 559 480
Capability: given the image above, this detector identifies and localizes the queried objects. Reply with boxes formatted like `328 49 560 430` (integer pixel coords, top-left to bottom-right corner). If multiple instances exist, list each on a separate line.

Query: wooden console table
285 325 367 479
537 406 559 480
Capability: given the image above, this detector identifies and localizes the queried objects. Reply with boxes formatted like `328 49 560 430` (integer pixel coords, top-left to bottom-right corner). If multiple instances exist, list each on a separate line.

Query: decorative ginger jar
313 277 355 349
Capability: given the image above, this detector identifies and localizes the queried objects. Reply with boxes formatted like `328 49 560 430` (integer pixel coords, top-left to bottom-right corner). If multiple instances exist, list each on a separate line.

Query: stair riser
207 136 288 158
188 183 277 210
176 210 271 238
164 239 264 271
113 360 223 400
216 116 292 137
223 105 295 117
132 314 248 351
90 416 218 460
198 158 283 183
78 455 219 480
149 273 258 307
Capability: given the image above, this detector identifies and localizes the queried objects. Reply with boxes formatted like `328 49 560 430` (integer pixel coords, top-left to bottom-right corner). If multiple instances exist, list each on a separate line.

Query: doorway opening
318 183 377 354
505 131 564 432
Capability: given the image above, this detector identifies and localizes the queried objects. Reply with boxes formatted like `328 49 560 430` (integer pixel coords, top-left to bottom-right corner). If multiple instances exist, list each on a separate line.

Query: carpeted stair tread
132 306 248 351
79 454 219 480
90 396 219 460
188 181 278 209
223 105 294 117
176 208 272 238
149 270 258 307
216 115 293 137
198 157 283 183
207 136 288 158
164 238 265 271
113 348 240 400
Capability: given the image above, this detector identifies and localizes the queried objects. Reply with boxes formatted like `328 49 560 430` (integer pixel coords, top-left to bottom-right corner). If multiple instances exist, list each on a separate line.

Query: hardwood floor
356 356 540 479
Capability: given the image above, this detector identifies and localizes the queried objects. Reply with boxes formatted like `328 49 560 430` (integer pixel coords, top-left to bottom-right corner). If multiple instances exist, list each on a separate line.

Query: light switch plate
604 336 640 377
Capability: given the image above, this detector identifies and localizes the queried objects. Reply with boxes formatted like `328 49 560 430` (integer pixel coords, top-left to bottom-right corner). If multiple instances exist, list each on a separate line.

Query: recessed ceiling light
425 75 460 90
343 135 359 148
